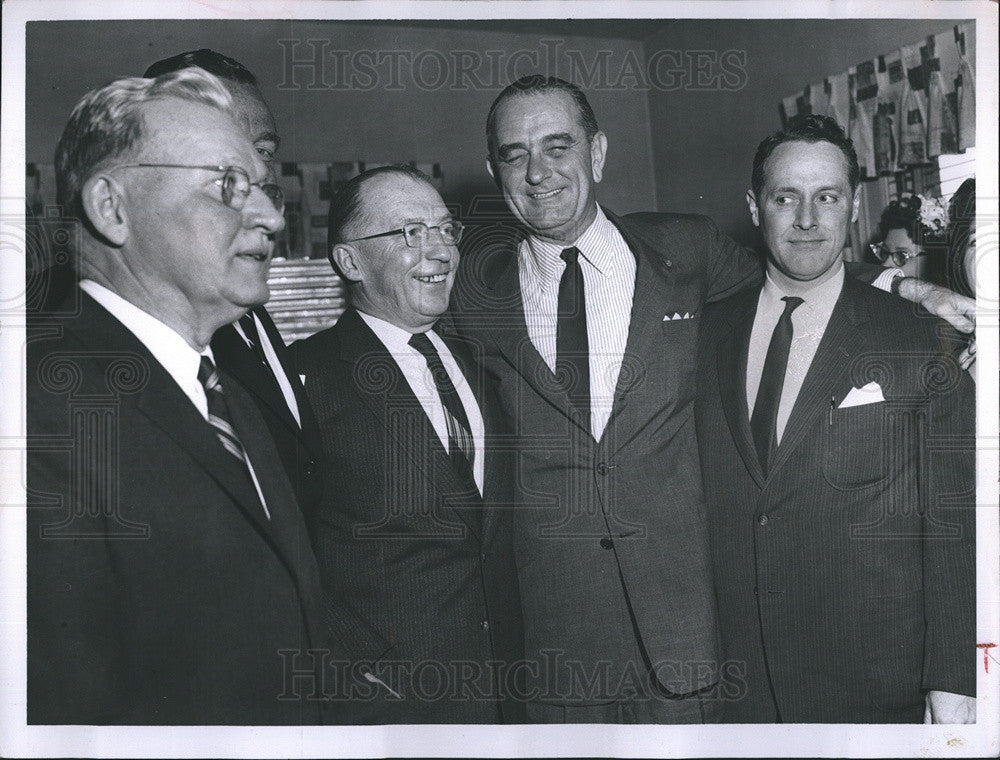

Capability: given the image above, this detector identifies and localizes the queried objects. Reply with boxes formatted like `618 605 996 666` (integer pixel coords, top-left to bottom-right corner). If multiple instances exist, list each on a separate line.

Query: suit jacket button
597 463 608 476
758 514 769 526
481 620 490 630
304 459 316 475
600 537 614 550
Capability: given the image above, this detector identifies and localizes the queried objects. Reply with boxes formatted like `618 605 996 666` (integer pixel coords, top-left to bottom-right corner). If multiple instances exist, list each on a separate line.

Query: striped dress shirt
518 207 636 439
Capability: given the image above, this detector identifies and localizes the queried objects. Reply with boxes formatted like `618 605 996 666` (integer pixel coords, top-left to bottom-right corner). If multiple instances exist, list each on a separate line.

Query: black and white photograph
0 1 997 757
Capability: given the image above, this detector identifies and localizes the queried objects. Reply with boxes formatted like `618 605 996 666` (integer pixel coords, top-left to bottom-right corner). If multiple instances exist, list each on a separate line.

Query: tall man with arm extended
27 68 332 724
144 49 325 521
695 115 975 724
449 74 976 724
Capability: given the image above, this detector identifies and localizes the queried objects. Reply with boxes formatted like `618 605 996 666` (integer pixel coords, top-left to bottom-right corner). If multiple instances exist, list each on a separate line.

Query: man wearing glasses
291 165 525 723
143 49 327 539
27 68 334 724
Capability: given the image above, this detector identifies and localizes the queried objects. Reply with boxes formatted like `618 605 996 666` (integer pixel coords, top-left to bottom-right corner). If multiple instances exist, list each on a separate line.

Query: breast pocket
656 315 700 398
822 402 890 490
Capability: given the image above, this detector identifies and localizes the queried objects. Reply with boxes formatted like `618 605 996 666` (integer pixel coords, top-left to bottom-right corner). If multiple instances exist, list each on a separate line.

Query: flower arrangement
879 193 950 244
915 193 950 238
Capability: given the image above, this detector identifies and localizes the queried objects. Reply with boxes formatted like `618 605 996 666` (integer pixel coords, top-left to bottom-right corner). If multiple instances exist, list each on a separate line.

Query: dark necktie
750 296 804 476
239 312 269 367
556 246 590 422
408 332 477 489
198 355 270 519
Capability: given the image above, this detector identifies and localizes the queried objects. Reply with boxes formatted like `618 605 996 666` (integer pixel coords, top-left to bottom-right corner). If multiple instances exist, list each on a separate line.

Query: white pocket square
663 311 695 321
838 381 885 408
299 374 307 385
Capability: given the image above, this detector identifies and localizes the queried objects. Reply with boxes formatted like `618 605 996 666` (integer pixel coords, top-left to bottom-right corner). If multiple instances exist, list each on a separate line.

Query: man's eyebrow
542 132 576 144
257 131 281 148
496 132 579 156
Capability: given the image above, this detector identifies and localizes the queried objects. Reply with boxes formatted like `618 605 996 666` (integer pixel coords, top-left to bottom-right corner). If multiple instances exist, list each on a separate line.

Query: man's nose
525 151 551 185
423 235 457 262
794 201 817 229
243 186 285 235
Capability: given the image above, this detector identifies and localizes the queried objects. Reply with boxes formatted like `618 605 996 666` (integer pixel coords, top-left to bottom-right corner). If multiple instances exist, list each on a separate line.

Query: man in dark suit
27 68 333 724
144 49 325 518
695 115 975 723
293 165 525 723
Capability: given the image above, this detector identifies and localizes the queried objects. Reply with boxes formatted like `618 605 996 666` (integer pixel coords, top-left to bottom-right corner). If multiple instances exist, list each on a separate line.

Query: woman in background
871 194 946 281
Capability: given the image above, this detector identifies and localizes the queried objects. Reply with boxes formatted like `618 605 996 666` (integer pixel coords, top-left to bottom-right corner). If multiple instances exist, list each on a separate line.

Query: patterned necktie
198 355 270 519
557 246 590 423
239 312 269 367
750 296 804 476
408 332 476 483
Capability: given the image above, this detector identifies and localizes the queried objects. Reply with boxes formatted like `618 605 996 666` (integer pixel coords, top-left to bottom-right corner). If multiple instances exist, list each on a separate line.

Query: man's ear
330 243 364 284
81 174 129 247
590 131 607 184
850 186 862 224
486 156 502 189
747 190 761 227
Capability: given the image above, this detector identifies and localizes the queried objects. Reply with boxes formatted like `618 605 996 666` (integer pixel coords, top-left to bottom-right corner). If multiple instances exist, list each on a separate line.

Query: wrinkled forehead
494 90 587 137
133 96 261 172
226 81 278 145
358 174 449 228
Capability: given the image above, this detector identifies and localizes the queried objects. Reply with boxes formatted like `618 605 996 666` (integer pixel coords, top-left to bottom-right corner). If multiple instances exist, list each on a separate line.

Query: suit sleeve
700 216 763 303
920 343 977 696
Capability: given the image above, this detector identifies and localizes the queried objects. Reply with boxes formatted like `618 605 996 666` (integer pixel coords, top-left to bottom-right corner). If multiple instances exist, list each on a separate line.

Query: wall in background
26 18 969 246
25 19 655 222
643 19 966 244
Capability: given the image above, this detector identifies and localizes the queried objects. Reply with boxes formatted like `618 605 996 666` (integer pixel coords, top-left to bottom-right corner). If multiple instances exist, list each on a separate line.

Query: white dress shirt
518 206 636 440
79 279 271 517
746 265 845 444
233 312 302 426
358 311 486 495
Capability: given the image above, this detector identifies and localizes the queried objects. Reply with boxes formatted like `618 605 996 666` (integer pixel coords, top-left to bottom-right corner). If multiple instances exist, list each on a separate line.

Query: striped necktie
198 355 270 519
408 332 476 481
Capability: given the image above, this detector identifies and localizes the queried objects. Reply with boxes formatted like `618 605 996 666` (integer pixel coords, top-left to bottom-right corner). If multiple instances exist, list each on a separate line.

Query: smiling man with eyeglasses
26 67 334 724
289 164 526 723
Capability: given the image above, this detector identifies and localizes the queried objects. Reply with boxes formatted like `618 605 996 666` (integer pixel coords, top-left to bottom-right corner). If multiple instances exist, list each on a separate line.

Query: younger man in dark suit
293 165 524 723
695 115 975 723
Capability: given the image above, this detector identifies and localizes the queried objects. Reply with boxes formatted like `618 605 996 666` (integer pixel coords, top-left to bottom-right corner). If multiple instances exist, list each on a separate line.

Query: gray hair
55 67 234 219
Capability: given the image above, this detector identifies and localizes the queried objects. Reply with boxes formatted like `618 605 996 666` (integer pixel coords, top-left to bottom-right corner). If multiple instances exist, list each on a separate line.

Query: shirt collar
761 262 845 320
356 309 436 352
79 279 211 384
522 206 617 282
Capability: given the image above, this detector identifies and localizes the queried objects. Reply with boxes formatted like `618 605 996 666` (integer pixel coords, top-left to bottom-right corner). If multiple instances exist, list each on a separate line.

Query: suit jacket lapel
602 210 681 437
767 277 872 478
252 307 325 459
337 310 482 541
480 242 590 437
68 294 276 539
211 322 297 433
715 289 767 487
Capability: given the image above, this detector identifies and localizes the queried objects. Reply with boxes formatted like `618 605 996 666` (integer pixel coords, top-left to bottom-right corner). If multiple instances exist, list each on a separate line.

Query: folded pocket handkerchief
838 381 885 408
299 374 307 385
663 311 696 321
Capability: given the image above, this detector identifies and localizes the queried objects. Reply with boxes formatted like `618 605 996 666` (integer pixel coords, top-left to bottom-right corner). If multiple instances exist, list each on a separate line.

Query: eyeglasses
343 220 464 248
113 164 285 214
869 243 928 268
